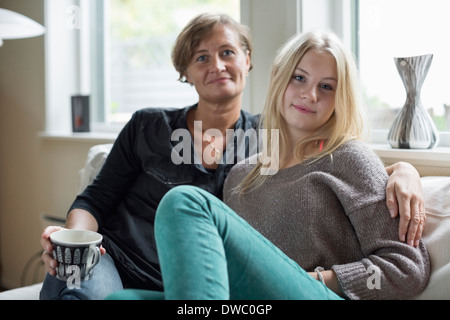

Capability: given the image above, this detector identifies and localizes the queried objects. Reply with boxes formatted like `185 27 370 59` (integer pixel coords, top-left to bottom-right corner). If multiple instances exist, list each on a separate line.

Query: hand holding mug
41 226 105 279
49 229 103 281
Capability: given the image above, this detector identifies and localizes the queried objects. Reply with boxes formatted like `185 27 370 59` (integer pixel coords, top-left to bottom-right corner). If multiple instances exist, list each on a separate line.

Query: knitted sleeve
329 141 430 300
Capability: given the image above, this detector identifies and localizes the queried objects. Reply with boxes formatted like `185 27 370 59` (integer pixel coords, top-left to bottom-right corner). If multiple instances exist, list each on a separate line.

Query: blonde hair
172 13 253 82
238 30 369 193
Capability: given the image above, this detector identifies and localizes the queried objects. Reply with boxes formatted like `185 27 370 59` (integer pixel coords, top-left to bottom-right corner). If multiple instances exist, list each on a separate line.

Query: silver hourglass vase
388 54 439 149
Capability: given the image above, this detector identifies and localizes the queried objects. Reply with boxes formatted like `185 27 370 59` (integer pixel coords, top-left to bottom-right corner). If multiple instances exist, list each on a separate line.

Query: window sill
370 143 450 168
38 131 117 143
38 132 450 168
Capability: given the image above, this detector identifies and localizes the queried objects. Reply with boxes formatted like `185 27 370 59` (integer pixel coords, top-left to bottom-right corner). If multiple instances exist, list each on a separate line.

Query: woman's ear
246 50 252 73
183 72 193 86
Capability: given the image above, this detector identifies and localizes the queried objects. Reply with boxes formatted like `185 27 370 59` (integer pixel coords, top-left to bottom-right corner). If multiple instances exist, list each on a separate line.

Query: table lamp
0 8 45 47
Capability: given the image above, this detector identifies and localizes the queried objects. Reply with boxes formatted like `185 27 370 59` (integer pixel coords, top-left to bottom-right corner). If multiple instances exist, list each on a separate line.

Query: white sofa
0 144 449 300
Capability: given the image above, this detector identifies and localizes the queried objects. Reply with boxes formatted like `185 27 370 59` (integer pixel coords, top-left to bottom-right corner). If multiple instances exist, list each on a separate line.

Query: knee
161 185 197 203
158 185 199 212
156 185 203 224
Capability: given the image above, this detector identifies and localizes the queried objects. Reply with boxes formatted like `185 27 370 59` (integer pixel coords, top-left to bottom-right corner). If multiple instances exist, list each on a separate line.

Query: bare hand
41 226 65 276
40 225 106 277
385 162 425 247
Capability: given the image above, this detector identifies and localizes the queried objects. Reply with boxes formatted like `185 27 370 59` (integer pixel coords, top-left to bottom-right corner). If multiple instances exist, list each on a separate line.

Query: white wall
0 0 107 289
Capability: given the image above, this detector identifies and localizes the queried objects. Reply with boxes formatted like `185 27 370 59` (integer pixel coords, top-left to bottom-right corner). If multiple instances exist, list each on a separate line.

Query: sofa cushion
0 283 42 300
413 176 450 299
77 143 113 194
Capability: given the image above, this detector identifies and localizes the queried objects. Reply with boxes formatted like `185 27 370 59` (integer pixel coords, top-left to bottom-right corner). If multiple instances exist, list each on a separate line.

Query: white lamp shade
0 8 45 41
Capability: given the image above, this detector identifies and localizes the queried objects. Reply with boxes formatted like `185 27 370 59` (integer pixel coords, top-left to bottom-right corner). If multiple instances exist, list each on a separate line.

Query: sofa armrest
77 143 113 194
413 176 450 299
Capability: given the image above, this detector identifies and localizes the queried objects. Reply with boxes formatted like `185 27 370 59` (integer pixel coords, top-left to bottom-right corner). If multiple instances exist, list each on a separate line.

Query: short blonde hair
238 30 368 193
172 13 253 82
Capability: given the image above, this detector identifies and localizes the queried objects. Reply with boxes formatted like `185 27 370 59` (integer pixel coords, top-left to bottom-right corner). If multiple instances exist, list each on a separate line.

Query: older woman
40 13 425 300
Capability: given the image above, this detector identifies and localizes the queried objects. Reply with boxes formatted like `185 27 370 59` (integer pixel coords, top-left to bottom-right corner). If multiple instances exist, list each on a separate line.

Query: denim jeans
108 185 342 300
40 253 123 300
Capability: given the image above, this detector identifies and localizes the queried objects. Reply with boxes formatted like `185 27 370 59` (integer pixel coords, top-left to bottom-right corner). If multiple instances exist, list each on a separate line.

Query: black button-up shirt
70 104 260 290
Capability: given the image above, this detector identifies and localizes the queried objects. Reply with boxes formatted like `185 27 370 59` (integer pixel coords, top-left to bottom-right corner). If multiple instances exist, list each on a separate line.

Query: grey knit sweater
223 140 430 300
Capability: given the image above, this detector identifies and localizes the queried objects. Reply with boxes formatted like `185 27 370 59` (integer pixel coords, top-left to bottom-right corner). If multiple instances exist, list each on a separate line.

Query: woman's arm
68 111 142 225
385 162 425 247
332 145 430 299
308 270 343 298
41 111 142 276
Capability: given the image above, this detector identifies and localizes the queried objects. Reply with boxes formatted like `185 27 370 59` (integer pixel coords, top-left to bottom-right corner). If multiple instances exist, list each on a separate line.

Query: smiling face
281 49 338 142
184 25 251 105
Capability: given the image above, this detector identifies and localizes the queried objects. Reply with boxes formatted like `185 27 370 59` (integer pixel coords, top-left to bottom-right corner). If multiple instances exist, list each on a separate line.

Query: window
91 0 240 125
357 0 450 134
48 0 448 145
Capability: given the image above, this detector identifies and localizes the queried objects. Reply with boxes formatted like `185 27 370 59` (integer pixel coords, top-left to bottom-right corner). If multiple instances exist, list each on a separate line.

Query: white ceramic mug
50 229 102 281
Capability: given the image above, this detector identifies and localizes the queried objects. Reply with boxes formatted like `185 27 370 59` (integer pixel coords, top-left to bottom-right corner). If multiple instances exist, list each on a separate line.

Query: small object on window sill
71 95 90 133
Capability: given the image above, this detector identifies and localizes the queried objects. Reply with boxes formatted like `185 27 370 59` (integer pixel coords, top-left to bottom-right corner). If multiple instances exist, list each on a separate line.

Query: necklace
202 131 224 162
187 110 233 164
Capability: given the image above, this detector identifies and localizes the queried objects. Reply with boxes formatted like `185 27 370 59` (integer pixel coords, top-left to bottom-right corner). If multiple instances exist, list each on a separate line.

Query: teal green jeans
107 185 342 300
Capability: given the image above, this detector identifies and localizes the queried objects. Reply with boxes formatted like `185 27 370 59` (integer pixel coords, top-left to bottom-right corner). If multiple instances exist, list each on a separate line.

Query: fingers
385 181 399 218
41 226 65 276
397 210 409 244
41 225 64 253
396 196 426 247
396 184 413 243
387 184 426 247
385 162 425 247
41 225 63 241
42 250 57 276
406 200 426 247
414 211 426 247
41 226 106 276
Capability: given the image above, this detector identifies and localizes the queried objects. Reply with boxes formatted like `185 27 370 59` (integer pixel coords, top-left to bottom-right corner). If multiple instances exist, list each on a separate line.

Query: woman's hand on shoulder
385 162 425 247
